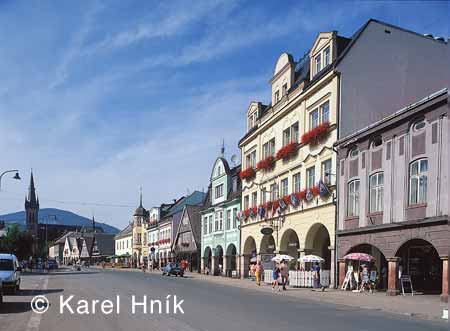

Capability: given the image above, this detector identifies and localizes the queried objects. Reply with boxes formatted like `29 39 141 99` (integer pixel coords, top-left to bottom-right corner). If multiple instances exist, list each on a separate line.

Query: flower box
239 167 256 180
243 209 250 218
256 156 275 171
297 190 307 201
276 142 298 160
301 122 330 146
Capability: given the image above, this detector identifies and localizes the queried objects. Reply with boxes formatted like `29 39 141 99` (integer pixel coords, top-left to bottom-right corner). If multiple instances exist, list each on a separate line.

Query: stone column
200 257 205 273
222 255 227 276
338 259 346 288
235 255 240 278
240 255 246 279
211 255 216 276
328 246 335 288
441 256 448 303
386 257 400 296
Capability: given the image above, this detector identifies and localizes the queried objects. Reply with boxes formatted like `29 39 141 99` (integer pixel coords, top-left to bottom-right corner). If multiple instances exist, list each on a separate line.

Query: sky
0 0 448 229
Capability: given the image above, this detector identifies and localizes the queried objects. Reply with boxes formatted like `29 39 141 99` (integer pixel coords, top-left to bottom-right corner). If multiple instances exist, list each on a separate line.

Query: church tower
25 170 39 238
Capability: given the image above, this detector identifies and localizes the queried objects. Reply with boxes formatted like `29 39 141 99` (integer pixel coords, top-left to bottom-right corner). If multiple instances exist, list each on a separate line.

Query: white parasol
298 254 325 263
271 254 294 262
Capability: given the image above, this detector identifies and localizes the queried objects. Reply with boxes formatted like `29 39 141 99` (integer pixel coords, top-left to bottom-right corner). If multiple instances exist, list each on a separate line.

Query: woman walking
272 263 281 291
255 261 263 286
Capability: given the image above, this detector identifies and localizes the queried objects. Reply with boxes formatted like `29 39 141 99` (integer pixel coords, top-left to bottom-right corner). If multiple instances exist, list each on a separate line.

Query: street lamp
0 170 21 191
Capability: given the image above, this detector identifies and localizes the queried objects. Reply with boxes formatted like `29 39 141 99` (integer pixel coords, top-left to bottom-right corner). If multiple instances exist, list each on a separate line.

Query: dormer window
274 90 280 104
282 83 288 96
315 54 322 74
247 111 258 131
324 47 330 67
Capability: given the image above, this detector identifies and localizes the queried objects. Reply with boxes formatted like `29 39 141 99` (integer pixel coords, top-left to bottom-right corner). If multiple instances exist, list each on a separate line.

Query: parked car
0 254 21 294
162 263 184 277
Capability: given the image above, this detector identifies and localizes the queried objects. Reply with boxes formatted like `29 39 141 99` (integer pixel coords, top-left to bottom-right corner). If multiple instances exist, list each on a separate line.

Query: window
321 159 332 184
248 112 257 131
214 213 219 231
263 138 275 158
208 216 213 233
245 150 256 168
413 119 425 132
291 122 299 143
369 173 384 213
324 47 330 66
226 210 231 230
349 147 359 158
409 159 428 205
270 183 278 201
293 173 301 193
283 127 291 146
252 192 258 207
261 188 267 204
282 83 288 96
232 176 238 192
372 137 382 148
215 184 223 199
315 54 322 74
320 101 330 123
309 109 319 129
306 167 315 189
232 208 238 228
274 90 280 103
218 211 223 230
217 165 222 176
203 217 208 235
244 195 249 209
347 180 360 217
281 178 289 197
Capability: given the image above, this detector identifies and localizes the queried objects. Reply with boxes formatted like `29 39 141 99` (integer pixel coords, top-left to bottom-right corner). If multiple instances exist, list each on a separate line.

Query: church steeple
25 170 39 239
25 170 39 209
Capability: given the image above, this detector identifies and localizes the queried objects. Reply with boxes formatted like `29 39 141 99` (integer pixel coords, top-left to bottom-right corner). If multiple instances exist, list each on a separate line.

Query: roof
114 223 132 239
184 205 204 244
334 18 447 68
166 191 206 217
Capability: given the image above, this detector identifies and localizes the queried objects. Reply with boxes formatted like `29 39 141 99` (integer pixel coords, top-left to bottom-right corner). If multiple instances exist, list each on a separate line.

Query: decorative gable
310 32 335 78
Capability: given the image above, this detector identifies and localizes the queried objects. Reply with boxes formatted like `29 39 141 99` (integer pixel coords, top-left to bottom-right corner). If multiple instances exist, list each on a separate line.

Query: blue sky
0 0 448 229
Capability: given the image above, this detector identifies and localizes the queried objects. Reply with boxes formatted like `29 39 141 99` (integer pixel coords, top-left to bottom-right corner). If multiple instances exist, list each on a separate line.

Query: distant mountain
0 208 119 234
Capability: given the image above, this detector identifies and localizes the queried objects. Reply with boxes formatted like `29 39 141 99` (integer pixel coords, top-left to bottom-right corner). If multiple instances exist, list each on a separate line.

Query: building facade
238 31 349 285
147 207 160 268
200 156 241 276
115 223 133 265
335 90 449 301
131 193 149 267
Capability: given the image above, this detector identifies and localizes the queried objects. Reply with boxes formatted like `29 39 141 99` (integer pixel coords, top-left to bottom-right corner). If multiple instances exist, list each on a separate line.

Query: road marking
25 277 48 331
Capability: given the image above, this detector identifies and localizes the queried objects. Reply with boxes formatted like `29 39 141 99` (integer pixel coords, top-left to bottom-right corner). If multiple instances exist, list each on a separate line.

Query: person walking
255 261 263 286
280 260 289 291
272 264 280 291
313 262 321 289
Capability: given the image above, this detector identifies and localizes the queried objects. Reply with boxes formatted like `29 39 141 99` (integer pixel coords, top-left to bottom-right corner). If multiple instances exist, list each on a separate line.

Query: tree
0 224 34 260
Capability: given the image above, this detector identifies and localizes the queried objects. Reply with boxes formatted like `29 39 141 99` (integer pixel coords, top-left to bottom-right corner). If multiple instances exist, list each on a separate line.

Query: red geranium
256 156 276 171
301 122 330 145
239 167 256 180
276 142 299 160
283 195 291 206
311 185 320 197
251 207 257 216
265 201 273 210
297 189 307 201
244 209 250 218
272 199 280 211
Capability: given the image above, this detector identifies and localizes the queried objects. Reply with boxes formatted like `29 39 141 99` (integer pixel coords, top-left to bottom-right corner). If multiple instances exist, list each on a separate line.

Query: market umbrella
343 252 374 262
250 257 257 263
271 254 294 262
298 255 324 263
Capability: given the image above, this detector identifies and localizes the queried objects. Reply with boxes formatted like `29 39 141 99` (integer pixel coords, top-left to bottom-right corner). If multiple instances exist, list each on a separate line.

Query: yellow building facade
239 32 347 287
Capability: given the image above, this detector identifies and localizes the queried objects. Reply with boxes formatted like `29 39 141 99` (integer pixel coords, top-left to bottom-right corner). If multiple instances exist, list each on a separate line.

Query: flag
318 179 331 197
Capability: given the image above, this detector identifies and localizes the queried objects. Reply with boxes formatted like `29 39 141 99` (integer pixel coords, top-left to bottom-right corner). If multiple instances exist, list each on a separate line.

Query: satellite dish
231 154 238 166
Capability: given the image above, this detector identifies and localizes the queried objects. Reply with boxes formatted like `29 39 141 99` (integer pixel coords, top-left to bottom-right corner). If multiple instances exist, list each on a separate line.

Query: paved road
0 269 446 331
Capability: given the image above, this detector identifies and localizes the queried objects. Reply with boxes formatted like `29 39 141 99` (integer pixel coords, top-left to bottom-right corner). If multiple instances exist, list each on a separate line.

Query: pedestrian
280 260 289 290
313 262 321 289
381 265 387 290
255 261 263 286
272 264 280 291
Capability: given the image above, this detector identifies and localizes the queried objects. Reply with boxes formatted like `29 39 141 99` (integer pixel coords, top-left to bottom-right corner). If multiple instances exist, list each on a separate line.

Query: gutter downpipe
332 70 342 289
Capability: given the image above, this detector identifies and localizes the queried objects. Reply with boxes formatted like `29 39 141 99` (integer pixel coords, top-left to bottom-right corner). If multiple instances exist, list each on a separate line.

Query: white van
0 254 21 294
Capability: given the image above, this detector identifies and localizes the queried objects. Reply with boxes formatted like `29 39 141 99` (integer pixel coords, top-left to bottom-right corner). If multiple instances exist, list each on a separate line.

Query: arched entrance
242 236 257 278
347 243 388 290
280 229 300 269
260 234 276 271
305 224 331 269
214 245 224 275
395 239 442 294
226 243 237 276
203 247 212 272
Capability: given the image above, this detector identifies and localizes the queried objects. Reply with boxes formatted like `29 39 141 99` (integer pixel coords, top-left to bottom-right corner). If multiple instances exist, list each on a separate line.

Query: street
0 269 446 331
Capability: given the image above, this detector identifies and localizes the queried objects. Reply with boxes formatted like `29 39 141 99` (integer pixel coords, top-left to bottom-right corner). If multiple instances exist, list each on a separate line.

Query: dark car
46 259 58 270
162 263 184 277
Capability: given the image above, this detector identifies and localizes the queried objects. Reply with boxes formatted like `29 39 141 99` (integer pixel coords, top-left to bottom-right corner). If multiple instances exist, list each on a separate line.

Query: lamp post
0 170 21 191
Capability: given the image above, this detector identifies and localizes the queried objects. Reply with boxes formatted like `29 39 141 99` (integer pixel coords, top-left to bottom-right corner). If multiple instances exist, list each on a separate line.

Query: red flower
283 195 291 206
256 156 276 171
244 209 250 218
252 207 257 215
297 190 307 201
301 122 330 145
272 199 280 211
239 167 256 180
276 142 298 160
265 201 273 210
311 185 320 197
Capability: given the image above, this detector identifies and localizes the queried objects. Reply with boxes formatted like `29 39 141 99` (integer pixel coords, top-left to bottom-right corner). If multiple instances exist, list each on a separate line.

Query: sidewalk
99 266 447 321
